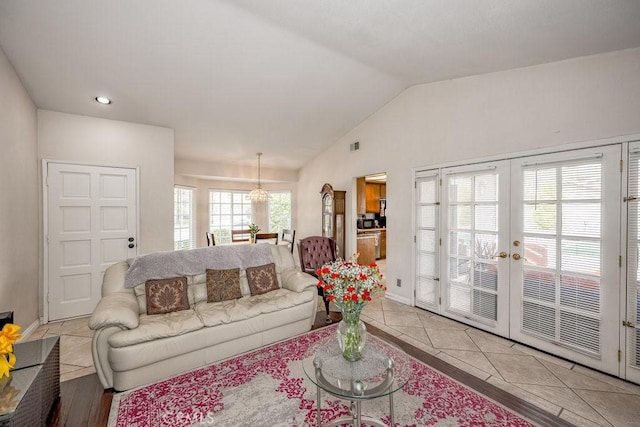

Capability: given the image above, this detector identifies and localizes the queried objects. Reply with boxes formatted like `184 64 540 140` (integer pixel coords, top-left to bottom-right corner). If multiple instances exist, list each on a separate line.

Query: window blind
520 158 602 356
415 172 439 310
174 186 195 250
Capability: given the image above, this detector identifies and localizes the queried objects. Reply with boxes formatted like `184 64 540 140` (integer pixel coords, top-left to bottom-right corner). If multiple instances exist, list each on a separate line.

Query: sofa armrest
89 293 140 330
280 268 317 293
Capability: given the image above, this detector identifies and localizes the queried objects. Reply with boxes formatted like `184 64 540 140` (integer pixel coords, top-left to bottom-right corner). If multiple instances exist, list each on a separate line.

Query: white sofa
89 245 317 391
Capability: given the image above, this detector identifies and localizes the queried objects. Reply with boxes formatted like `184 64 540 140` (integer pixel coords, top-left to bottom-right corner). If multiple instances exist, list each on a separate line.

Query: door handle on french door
495 252 508 259
128 243 135 248
512 253 521 260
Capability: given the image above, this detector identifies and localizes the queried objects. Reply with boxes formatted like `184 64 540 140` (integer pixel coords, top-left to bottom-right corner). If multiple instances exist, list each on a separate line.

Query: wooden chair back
205 231 215 246
280 229 296 253
255 233 279 244
231 229 251 243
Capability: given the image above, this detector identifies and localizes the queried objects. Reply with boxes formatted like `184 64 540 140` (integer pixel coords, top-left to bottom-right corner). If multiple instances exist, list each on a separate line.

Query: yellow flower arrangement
0 324 21 378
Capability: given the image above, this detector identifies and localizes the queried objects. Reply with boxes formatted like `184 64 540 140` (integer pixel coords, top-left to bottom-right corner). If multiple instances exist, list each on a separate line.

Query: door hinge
618 349 621 362
623 320 635 328
620 159 624 173
624 196 637 202
414 235 416 243
439 178 442 186
620 256 623 267
439 297 442 305
439 238 442 245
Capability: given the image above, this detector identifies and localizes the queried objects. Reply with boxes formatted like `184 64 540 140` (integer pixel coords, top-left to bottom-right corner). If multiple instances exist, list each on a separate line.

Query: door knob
128 243 135 249
495 251 508 259
513 240 520 247
512 253 521 260
128 237 135 242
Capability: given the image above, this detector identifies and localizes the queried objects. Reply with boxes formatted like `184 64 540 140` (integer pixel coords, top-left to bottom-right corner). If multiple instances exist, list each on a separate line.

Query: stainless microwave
357 218 376 229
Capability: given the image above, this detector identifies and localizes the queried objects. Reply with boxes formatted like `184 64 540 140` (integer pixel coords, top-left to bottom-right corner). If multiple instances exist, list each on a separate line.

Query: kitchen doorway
356 173 387 278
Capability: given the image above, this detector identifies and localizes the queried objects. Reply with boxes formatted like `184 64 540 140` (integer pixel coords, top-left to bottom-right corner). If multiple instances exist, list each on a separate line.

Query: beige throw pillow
206 268 242 303
145 277 189 315
246 263 279 296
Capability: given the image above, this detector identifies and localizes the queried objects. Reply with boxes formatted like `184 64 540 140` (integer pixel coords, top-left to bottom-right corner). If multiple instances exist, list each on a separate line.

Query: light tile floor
22 260 640 426
24 316 95 383
360 297 640 427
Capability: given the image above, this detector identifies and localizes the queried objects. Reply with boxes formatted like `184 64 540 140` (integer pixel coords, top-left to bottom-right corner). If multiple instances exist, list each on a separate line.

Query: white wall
0 46 39 329
297 47 640 302
38 110 175 255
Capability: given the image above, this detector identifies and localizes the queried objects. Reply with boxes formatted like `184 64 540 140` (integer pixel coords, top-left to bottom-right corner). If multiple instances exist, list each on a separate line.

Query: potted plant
248 223 260 243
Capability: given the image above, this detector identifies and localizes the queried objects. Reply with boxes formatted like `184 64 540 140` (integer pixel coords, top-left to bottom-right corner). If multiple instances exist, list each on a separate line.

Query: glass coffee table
302 332 412 427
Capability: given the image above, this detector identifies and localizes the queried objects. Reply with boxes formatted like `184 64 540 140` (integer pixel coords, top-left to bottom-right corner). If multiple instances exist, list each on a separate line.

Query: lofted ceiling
1 0 639 171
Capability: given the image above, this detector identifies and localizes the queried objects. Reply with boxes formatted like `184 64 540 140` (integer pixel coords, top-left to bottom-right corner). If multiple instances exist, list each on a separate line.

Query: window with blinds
445 170 499 322
627 148 640 368
174 186 195 250
520 157 603 356
209 190 252 244
415 172 439 310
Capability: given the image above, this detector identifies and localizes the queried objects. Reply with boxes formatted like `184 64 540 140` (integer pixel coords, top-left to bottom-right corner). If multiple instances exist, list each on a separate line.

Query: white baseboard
16 318 41 342
384 292 411 306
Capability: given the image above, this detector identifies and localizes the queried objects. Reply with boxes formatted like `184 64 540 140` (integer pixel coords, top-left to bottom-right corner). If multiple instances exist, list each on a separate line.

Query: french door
510 146 620 375
625 141 640 383
415 145 622 376
440 161 511 337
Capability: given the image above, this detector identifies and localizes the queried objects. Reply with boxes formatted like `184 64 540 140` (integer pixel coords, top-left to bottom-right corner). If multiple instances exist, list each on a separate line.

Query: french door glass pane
415 172 439 310
521 157 602 356
627 149 640 371
445 171 499 322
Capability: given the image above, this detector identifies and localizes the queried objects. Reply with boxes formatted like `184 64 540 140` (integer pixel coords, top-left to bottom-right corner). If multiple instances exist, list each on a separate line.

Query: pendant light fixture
248 152 270 203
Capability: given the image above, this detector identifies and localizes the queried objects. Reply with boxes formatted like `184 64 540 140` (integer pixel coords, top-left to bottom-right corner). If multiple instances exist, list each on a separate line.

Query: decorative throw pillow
206 268 242 303
145 277 189 315
246 263 280 296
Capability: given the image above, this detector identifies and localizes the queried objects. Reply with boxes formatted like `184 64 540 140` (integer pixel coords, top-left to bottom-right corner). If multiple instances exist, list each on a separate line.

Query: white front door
46 162 137 321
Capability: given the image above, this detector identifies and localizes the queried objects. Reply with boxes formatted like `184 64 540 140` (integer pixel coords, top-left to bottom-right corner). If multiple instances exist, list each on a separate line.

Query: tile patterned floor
24 316 95 383
360 297 640 427
22 263 640 427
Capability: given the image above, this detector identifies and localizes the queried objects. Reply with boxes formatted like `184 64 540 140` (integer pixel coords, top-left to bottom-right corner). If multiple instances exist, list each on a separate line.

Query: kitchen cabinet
365 183 381 213
356 177 366 216
356 235 376 266
321 183 346 258
380 230 386 259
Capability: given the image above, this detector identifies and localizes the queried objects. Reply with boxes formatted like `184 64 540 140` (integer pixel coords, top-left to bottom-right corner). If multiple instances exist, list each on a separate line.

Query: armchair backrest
297 236 337 277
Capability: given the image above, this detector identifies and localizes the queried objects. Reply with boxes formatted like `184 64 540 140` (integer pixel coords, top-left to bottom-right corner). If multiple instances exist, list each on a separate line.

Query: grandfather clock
321 183 346 258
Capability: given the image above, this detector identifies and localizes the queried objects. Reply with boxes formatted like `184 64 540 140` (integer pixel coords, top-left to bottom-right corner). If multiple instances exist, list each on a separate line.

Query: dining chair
255 232 279 244
231 229 251 243
205 231 216 246
280 229 295 253
298 236 337 323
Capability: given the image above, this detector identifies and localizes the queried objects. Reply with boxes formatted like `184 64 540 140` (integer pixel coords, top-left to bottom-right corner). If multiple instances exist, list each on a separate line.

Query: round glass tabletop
302 331 412 400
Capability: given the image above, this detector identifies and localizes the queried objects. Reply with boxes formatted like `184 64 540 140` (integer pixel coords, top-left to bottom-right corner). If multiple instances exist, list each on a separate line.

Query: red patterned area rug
109 325 536 427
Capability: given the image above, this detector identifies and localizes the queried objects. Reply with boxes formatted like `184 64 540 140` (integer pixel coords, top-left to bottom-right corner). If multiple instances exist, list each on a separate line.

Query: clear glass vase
336 305 367 361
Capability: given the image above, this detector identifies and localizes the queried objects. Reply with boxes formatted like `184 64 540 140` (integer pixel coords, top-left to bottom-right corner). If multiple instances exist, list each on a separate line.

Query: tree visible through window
269 191 292 233
174 186 195 250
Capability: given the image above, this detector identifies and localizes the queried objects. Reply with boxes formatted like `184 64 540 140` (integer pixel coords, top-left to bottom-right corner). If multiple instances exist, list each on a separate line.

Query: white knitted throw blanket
124 244 273 288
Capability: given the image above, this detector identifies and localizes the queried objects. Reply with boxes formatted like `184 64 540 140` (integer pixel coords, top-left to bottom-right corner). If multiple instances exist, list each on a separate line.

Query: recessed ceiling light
95 96 111 105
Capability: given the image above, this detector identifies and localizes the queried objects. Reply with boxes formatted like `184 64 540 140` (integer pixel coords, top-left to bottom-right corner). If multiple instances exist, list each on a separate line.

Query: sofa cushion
194 288 314 327
145 277 190 315
108 309 204 348
246 263 279 296
206 268 242 302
